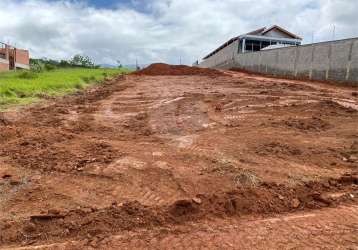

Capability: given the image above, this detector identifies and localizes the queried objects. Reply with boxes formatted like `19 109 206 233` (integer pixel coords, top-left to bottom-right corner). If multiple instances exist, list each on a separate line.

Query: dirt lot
0 64 357 249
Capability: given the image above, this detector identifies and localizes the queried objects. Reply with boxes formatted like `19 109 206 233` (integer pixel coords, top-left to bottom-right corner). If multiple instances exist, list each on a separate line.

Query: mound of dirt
1 177 356 247
133 63 226 77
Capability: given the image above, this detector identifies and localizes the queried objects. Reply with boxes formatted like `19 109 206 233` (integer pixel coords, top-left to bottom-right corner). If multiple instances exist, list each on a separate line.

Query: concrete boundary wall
15 62 30 70
0 58 9 64
199 38 358 85
200 40 239 69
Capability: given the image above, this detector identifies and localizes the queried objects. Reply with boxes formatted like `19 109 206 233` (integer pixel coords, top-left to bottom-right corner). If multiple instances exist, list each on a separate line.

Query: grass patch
0 68 130 109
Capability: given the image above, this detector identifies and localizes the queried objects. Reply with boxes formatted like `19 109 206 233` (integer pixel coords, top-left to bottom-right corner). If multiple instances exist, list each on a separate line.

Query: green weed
0 68 131 109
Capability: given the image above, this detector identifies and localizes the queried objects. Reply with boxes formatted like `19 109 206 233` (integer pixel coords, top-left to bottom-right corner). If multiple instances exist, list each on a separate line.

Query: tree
59 60 71 67
70 54 95 68
116 60 122 68
29 58 43 72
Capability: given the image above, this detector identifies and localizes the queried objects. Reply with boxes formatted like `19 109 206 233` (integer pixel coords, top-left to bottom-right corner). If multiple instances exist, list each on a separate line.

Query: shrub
81 75 96 83
81 76 90 83
2 89 16 97
18 71 38 79
44 64 57 71
74 82 85 89
30 60 44 73
59 60 71 68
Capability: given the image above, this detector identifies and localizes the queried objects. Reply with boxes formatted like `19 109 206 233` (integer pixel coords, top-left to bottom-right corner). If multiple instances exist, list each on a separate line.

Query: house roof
202 25 302 60
260 25 302 40
245 27 267 36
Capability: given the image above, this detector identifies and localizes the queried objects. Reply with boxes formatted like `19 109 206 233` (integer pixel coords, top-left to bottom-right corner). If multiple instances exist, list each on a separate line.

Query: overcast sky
0 0 357 65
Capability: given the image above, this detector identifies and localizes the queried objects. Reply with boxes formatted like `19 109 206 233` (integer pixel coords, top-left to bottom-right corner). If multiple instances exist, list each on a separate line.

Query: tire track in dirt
113 184 181 206
4 205 357 250
103 157 185 206
104 205 358 249
1 67 358 249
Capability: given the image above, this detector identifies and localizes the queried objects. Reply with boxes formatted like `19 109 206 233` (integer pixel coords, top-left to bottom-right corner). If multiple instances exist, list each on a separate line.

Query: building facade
200 25 302 67
198 26 358 85
0 42 30 71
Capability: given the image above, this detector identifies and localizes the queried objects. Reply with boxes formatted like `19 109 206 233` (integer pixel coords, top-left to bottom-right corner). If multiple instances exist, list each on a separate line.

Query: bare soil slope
133 63 226 76
0 67 357 249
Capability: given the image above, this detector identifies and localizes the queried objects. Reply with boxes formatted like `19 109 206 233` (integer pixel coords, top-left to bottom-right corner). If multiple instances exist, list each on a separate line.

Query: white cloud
0 0 357 65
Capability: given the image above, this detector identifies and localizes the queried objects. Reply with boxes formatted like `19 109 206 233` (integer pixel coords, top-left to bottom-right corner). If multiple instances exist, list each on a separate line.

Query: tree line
30 54 99 72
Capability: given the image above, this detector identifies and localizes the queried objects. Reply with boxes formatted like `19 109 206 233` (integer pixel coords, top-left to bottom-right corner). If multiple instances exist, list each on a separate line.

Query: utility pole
332 25 336 41
135 58 139 70
179 55 182 65
311 32 314 44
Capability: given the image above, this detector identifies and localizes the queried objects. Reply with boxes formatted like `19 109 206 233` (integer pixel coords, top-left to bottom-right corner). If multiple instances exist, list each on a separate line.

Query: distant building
0 42 30 71
202 25 302 60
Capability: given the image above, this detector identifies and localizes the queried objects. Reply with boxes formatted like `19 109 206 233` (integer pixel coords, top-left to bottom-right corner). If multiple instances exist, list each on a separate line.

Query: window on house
245 40 276 52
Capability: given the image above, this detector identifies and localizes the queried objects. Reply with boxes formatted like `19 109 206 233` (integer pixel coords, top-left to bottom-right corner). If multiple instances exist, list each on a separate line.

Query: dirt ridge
0 174 357 247
133 63 226 76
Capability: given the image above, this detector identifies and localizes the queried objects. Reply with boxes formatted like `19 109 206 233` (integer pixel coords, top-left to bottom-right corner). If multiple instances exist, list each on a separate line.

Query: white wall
199 40 239 69
199 38 358 84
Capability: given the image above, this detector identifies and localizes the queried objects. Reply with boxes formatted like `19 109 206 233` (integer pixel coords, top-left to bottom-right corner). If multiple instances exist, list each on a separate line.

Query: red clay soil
133 63 226 76
0 68 357 249
0 178 357 247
